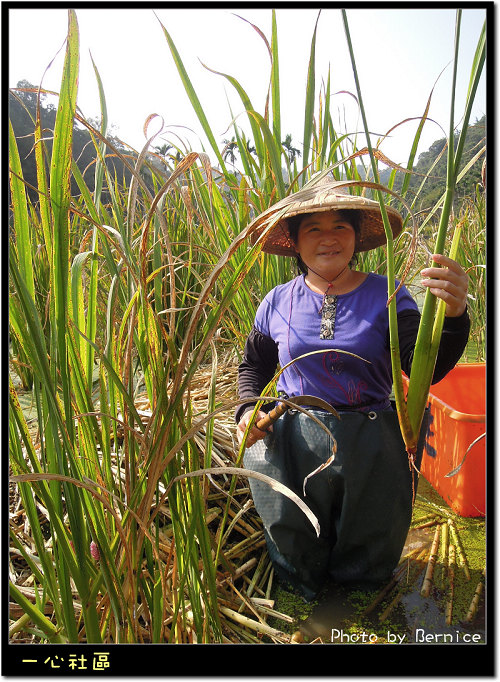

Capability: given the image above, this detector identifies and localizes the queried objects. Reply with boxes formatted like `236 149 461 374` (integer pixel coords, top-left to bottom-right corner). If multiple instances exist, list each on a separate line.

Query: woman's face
295 210 356 278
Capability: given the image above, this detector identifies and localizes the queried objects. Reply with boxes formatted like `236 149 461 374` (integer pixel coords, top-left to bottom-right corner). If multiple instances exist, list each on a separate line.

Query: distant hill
378 115 486 210
10 81 485 214
9 81 140 203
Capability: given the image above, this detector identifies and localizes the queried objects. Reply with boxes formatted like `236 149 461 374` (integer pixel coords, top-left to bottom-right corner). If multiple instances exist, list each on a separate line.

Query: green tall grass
9 9 485 643
342 8 485 450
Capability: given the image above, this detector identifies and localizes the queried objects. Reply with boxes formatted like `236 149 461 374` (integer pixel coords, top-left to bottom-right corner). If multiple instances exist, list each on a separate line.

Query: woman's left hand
420 254 468 318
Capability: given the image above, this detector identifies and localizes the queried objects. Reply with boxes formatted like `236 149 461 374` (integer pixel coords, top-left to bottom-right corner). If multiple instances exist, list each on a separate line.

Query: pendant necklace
307 265 349 341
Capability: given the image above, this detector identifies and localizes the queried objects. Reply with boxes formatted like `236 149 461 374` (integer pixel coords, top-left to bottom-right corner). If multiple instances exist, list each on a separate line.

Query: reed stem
421 525 441 598
465 569 485 622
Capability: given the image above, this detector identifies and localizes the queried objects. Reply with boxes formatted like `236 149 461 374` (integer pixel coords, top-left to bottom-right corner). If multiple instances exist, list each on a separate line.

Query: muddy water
297 526 485 644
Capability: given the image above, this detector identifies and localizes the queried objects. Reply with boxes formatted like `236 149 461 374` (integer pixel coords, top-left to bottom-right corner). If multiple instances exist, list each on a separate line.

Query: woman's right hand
236 410 272 448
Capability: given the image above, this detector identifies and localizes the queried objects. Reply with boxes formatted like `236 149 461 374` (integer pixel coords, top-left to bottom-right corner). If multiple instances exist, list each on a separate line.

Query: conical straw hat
248 180 403 256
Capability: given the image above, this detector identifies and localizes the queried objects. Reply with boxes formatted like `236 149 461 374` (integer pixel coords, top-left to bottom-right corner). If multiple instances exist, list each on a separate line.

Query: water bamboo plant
341 8 485 454
9 8 485 644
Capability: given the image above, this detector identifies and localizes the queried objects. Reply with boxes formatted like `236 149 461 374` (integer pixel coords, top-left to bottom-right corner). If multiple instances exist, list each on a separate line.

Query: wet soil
273 479 486 645
298 531 484 644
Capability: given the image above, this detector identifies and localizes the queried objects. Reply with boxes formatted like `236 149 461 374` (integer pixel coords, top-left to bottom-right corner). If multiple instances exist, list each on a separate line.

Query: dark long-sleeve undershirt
235 307 470 423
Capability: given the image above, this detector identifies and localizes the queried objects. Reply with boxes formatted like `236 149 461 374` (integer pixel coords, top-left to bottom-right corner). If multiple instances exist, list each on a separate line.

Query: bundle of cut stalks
355 495 484 634
408 499 482 628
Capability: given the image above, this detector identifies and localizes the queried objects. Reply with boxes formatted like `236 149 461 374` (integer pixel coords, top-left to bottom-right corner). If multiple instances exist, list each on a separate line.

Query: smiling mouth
318 250 341 256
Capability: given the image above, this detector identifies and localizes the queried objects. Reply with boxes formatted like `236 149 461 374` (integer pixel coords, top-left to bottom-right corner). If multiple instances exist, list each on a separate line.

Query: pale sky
8 6 487 167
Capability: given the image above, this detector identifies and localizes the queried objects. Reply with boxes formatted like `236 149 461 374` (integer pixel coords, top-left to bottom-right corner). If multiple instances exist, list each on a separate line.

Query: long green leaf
70 251 92 361
248 110 286 198
342 9 413 445
9 583 68 643
270 10 281 146
9 122 34 300
302 11 320 173
158 17 227 171
200 61 265 164
49 9 79 436
406 11 485 438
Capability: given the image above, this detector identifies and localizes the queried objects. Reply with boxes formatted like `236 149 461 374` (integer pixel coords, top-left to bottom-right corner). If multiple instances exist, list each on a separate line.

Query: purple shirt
254 273 418 410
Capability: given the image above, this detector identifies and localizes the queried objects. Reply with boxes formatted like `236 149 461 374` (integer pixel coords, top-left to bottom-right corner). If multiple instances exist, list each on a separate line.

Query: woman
236 181 469 600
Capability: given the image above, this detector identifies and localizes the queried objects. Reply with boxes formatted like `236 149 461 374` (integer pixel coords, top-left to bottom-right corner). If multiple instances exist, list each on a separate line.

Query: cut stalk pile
9 9 485 643
352 494 484 638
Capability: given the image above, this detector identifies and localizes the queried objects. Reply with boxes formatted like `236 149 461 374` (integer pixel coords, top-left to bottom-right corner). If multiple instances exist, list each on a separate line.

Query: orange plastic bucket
403 363 486 517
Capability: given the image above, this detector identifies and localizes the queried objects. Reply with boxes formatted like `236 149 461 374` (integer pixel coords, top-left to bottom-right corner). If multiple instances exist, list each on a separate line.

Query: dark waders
244 408 426 601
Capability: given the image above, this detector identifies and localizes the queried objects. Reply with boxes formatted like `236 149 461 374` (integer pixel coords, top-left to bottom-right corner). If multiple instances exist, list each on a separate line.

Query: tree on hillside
222 137 239 164
9 80 137 203
9 81 58 200
282 133 301 164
